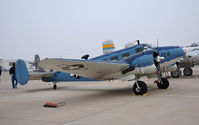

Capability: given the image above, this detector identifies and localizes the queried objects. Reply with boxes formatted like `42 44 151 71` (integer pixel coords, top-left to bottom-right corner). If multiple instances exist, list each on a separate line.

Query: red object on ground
44 102 57 108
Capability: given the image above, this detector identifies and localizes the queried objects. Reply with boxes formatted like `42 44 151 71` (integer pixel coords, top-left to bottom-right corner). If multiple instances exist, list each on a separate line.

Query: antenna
157 38 159 54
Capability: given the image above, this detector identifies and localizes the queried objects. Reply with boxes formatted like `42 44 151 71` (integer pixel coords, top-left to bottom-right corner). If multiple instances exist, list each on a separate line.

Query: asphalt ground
0 66 199 125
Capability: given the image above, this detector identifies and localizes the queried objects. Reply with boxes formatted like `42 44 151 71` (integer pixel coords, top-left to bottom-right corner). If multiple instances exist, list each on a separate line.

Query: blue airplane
16 42 184 95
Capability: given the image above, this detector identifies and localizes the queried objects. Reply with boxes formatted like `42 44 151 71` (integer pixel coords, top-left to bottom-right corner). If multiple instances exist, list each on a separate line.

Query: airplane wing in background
38 58 129 80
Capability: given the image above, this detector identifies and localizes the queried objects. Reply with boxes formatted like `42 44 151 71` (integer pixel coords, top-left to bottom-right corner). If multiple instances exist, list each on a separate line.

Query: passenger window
110 56 118 61
122 53 130 59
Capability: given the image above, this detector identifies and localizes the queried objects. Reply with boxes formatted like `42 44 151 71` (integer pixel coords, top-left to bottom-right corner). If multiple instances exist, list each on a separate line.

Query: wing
38 58 129 80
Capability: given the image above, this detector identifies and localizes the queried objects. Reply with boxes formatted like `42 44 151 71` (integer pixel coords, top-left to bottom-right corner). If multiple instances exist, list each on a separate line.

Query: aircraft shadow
24 84 162 97
180 74 199 79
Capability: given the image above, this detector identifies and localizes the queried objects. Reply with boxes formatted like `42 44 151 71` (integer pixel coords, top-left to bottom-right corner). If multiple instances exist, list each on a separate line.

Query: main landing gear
156 78 169 89
132 76 170 95
132 76 147 95
183 67 193 76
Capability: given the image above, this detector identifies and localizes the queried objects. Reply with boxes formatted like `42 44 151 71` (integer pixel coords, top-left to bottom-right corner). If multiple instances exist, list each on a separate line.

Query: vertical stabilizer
15 59 29 85
103 40 115 54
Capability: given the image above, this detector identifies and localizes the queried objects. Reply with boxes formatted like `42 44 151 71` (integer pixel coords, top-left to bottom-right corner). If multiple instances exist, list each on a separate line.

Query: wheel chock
142 93 148 96
132 93 148 96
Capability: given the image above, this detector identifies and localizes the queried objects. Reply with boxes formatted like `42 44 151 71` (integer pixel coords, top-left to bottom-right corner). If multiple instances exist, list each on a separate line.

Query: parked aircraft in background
0 54 44 72
171 43 199 77
0 59 35 72
28 54 45 72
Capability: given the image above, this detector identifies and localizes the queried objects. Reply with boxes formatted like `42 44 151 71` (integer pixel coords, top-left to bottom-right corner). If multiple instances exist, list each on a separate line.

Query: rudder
15 59 30 85
103 40 115 54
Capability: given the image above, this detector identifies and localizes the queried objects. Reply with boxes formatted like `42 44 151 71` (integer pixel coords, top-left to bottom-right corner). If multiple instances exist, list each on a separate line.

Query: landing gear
183 67 193 76
171 70 182 78
132 78 147 95
157 78 169 89
53 83 57 89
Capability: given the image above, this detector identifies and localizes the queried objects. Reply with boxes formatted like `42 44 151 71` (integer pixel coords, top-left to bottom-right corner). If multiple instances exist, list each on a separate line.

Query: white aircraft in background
0 54 44 72
171 43 199 77
0 59 34 72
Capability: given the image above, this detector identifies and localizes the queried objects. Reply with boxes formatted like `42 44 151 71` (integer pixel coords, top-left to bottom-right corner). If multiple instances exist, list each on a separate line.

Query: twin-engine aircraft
16 41 184 95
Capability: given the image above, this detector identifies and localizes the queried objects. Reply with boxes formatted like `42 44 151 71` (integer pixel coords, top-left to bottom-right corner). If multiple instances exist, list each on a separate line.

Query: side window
122 53 130 59
136 47 143 53
110 56 118 61
102 59 107 61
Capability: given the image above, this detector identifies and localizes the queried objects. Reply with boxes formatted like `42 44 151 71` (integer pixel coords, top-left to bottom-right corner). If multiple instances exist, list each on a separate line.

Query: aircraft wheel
53 84 57 89
157 78 169 89
171 70 181 78
183 67 193 76
132 81 147 95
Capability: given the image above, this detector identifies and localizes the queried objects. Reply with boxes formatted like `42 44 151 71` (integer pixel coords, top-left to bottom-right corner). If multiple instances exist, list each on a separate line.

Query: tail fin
34 54 40 71
103 40 115 54
34 54 45 72
15 59 29 85
34 54 40 62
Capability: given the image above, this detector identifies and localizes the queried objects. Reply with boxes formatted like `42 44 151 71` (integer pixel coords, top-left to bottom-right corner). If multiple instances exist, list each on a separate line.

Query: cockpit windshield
143 44 155 51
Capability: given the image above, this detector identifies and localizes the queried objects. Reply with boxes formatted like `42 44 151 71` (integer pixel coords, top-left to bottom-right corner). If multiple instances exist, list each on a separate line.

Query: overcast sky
0 0 199 60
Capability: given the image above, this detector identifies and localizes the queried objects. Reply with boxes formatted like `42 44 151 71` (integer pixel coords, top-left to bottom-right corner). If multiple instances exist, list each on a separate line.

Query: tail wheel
183 67 193 76
132 81 147 95
53 84 57 89
157 78 169 89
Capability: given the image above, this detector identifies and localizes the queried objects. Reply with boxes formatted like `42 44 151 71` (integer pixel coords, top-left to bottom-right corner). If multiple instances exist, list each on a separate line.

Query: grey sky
0 0 199 60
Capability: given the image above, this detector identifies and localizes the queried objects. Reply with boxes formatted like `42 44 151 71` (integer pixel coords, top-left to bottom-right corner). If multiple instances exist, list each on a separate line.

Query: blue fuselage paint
42 71 96 82
47 44 184 82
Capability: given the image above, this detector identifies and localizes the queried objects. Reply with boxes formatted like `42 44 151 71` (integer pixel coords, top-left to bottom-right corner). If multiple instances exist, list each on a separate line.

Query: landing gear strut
132 76 147 95
156 78 169 89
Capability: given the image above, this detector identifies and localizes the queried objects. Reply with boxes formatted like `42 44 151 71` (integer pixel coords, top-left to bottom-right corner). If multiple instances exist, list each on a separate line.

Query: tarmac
0 67 199 125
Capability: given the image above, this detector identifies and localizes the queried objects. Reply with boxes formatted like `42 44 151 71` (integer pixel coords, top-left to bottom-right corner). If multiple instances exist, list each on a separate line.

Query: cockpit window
143 44 154 51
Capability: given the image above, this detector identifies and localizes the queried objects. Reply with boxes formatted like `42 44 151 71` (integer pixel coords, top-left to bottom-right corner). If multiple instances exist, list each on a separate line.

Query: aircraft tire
132 81 147 95
157 78 169 89
171 70 181 78
53 84 57 89
183 67 193 76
